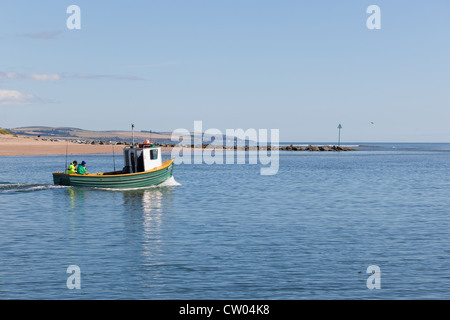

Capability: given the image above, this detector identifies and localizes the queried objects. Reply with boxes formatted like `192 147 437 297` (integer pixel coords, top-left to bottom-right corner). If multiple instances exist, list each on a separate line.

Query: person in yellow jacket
67 161 78 174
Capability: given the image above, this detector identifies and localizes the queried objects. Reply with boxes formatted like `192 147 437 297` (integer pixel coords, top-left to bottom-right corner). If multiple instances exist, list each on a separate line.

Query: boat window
150 149 158 160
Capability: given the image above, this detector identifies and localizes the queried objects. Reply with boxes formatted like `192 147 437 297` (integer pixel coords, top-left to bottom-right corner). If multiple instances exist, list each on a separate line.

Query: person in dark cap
77 161 88 175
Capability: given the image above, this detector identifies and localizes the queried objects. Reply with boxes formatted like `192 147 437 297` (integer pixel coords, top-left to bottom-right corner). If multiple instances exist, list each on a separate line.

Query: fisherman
67 161 78 174
77 161 88 175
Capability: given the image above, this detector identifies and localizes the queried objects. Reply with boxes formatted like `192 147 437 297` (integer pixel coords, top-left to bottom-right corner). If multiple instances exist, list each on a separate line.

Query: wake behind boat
53 141 174 189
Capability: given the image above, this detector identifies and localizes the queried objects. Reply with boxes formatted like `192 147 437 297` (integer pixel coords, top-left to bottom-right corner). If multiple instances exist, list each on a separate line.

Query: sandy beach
0 134 171 156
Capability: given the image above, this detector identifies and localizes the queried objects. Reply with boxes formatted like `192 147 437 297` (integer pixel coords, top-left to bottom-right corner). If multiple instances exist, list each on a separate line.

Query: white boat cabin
123 143 162 174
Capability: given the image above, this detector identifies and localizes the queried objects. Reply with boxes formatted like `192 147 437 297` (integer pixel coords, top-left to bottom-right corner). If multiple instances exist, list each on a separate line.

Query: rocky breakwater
279 145 357 152
69 140 357 151
171 144 357 151
71 139 128 145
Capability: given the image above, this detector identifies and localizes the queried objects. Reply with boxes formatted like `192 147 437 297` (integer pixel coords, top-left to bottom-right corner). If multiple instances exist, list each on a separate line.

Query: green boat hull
53 160 174 189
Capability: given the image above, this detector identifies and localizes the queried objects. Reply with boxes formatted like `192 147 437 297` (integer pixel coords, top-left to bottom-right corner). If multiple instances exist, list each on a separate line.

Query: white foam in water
0 183 25 189
0 183 68 193
25 185 69 192
96 176 181 191
0 183 33 191
158 176 181 187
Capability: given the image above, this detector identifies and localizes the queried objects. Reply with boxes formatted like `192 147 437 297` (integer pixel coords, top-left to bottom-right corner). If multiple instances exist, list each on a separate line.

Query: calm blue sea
0 143 450 299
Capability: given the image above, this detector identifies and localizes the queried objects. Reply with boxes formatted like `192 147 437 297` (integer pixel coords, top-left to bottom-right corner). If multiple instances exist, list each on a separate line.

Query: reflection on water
122 187 175 263
64 188 87 237
62 186 176 256
66 187 86 212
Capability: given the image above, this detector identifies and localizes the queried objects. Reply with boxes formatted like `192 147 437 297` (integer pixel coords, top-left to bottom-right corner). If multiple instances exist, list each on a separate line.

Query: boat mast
131 123 135 147
112 144 116 172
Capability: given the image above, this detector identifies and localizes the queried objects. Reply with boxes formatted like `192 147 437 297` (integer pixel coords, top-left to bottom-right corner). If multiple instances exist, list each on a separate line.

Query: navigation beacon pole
337 124 342 146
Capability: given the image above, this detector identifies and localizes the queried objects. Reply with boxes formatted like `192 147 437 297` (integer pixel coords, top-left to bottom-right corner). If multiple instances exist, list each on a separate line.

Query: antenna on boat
112 144 116 172
65 140 69 173
131 123 135 147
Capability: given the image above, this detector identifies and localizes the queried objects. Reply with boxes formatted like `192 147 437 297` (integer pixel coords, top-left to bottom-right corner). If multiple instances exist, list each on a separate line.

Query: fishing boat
53 141 174 189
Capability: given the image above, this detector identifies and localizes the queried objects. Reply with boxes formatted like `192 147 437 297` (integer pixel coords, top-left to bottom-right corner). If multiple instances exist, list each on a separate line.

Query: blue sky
0 0 449 142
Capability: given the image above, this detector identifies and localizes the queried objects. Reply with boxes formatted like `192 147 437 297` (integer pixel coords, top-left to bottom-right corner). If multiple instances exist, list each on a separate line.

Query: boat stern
53 172 71 186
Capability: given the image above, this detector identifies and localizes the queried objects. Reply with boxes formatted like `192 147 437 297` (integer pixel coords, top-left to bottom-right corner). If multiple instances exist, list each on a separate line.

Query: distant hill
8 126 256 145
